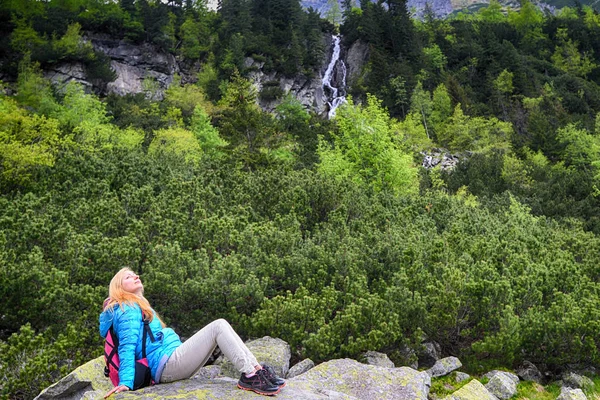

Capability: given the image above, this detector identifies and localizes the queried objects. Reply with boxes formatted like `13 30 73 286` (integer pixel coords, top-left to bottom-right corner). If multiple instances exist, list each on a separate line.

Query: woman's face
122 271 143 294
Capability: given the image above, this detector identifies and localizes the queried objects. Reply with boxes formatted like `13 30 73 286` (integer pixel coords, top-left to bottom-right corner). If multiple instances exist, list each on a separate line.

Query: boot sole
237 383 281 396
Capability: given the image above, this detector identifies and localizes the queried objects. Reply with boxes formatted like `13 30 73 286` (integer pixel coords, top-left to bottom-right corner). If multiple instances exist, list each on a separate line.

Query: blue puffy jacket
99 303 182 389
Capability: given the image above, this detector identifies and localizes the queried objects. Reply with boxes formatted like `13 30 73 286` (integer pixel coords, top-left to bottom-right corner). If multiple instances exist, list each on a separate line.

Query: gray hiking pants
159 319 259 382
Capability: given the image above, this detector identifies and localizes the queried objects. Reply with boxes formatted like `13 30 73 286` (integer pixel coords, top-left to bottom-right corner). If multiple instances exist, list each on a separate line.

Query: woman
99 268 285 398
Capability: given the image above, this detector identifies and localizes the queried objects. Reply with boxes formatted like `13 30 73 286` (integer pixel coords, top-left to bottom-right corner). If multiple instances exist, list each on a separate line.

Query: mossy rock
35 355 432 399
444 379 498 400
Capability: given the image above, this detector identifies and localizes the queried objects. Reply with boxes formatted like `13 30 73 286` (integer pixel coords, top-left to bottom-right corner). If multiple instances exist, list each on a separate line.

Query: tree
325 0 343 26
551 28 597 78
216 71 294 167
148 126 203 163
556 123 600 168
438 104 513 152
0 97 63 185
318 94 419 195
190 106 228 159
409 81 433 139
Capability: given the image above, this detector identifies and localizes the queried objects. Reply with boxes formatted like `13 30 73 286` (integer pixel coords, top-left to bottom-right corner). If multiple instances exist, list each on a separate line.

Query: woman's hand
104 385 130 398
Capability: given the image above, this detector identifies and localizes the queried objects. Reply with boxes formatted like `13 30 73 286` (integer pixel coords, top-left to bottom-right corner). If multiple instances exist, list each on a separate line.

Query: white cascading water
322 35 347 119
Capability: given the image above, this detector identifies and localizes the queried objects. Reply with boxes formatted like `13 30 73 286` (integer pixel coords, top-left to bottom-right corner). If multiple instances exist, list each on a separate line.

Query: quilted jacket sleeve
115 305 143 389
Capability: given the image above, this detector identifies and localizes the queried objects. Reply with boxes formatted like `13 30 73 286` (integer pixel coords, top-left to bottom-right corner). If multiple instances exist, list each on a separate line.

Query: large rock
444 379 499 400
562 372 594 390
484 371 518 400
483 370 519 384
421 150 463 171
417 341 441 369
291 359 431 400
556 386 588 400
90 34 179 99
286 359 315 379
455 372 470 383
35 357 113 400
516 361 543 384
36 356 432 399
427 357 462 378
44 62 92 89
215 336 291 379
361 351 394 368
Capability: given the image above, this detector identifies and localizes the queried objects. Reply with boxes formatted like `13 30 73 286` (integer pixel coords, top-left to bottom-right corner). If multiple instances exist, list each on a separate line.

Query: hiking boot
261 363 286 388
237 369 281 396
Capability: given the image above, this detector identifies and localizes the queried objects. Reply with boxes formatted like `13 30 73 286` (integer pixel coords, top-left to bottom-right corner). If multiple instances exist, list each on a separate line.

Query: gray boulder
455 372 470 383
444 379 499 400
35 357 114 400
35 356 432 400
292 359 431 400
417 341 442 369
427 357 462 378
557 386 588 400
562 372 594 390
483 370 519 384
361 351 395 368
484 371 518 400
215 336 291 379
393 345 417 369
286 359 315 379
516 361 543 384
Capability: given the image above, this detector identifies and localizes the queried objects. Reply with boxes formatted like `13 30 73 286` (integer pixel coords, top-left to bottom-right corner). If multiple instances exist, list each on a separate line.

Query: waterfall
322 35 347 119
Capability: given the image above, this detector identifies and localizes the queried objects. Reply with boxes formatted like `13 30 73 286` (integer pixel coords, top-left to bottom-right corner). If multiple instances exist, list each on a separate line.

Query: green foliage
148 126 203 163
429 373 473 398
0 97 64 186
551 28 597 77
556 123 600 168
190 106 228 159
15 58 59 115
438 105 513 152
318 95 419 195
493 69 514 95
7 1 600 398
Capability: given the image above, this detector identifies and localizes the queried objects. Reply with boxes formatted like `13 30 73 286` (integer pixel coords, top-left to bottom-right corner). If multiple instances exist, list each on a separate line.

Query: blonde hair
103 267 164 327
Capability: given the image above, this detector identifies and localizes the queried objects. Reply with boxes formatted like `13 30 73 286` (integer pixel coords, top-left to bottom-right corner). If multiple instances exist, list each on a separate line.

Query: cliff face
40 33 370 117
407 0 453 17
43 34 180 100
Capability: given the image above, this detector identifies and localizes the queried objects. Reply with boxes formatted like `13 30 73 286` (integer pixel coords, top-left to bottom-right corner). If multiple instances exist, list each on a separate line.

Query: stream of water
322 35 347 119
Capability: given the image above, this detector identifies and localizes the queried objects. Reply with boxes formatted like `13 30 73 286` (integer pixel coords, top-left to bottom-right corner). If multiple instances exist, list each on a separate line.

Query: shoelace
256 369 271 384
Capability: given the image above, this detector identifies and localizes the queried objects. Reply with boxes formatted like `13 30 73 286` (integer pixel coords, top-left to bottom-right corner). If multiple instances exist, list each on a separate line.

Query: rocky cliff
40 32 369 117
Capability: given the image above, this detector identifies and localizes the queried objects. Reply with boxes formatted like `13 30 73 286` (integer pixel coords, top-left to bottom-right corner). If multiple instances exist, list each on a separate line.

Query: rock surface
422 149 463 171
39 32 338 115
455 372 470 382
215 336 291 379
286 358 315 379
562 372 594 390
35 356 431 400
556 386 588 400
516 361 543 384
444 379 499 400
344 39 369 87
361 350 395 368
484 371 518 400
427 356 462 378
418 341 441 369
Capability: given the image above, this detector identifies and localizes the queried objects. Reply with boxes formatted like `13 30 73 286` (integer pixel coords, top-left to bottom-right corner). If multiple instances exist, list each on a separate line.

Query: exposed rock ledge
35 356 431 400
35 336 431 400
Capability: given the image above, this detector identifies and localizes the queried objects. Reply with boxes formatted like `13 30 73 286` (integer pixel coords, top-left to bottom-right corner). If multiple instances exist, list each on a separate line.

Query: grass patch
429 373 473 398
514 381 556 399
